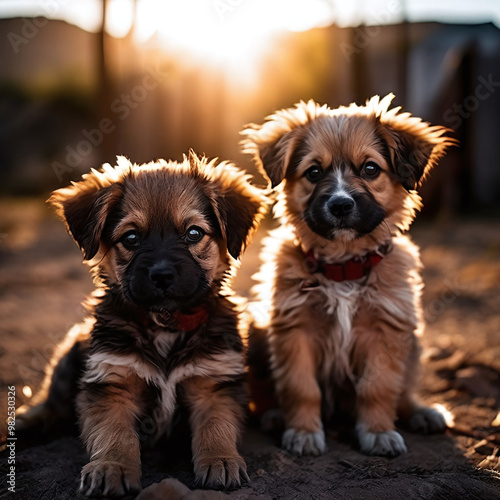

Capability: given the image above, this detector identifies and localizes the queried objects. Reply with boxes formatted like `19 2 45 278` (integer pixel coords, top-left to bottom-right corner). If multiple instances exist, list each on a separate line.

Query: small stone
474 444 495 456
136 478 191 500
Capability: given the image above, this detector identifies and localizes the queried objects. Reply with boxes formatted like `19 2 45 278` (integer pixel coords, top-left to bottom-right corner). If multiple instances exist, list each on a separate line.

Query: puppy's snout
327 196 355 217
149 263 177 290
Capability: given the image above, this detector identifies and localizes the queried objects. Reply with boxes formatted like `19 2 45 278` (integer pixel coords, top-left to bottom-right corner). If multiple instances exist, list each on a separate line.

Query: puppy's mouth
305 214 384 241
123 280 210 313
305 219 361 241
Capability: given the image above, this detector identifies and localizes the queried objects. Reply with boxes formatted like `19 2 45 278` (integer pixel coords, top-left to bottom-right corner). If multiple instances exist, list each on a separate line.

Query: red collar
304 244 390 283
145 306 209 331
172 306 209 332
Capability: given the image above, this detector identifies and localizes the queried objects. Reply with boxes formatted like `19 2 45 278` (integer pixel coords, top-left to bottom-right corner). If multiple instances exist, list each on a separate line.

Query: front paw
282 427 326 456
194 453 249 490
80 460 141 497
357 425 407 457
408 406 447 434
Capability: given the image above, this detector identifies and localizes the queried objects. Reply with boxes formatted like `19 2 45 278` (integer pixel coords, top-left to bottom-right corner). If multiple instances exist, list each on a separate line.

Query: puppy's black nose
149 264 176 290
327 196 355 217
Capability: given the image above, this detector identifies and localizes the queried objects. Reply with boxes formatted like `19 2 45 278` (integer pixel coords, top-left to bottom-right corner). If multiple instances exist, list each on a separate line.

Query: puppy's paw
194 454 248 490
80 460 141 497
282 427 326 456
357 425 407 457
408 406 447 434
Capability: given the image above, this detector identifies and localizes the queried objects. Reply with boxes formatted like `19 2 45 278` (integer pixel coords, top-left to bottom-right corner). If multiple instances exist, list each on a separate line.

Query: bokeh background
0 1 500 495
1 0 500 212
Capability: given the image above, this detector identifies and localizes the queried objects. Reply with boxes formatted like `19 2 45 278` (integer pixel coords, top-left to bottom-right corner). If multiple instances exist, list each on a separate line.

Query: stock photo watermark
340 0 399 63
51 64 168 182
7 17 48 54
424 276 467 324
443 74 500 130
6 386 17 493
7 0 72 54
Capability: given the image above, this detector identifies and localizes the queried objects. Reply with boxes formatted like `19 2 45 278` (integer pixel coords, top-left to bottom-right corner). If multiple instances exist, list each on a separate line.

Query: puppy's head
49 153 264 313
242 94 456 242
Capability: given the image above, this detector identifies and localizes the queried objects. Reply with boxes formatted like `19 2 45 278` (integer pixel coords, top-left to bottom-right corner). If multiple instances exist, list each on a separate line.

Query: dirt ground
0 197 500 499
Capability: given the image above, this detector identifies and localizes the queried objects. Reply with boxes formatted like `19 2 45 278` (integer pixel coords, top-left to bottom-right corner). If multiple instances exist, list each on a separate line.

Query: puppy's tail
15 321 91 443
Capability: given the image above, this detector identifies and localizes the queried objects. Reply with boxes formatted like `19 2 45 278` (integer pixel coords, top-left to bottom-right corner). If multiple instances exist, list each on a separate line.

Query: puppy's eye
362 162 380 178
304 166 324 183
121 231 141 249
185 226 205 244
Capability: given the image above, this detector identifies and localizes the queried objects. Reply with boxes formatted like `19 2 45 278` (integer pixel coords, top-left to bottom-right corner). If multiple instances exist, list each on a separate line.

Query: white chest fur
314 278 363 381
151 331 180 357
83 338 245 439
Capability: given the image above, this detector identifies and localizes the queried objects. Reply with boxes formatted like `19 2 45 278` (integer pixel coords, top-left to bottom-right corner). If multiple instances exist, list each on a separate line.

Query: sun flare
106 0 334 78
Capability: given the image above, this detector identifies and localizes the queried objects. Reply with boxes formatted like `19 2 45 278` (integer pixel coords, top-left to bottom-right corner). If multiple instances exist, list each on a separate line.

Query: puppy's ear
200 157 266 260
241 101 320 188
374 95 457 190
217 169 266 260
48 168 124 260
241 126 303 188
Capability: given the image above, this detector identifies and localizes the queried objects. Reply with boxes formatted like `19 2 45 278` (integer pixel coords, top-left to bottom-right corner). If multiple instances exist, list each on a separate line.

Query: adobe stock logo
7 17 49 53
52 65 168 182
7 0 73 53
443 74 500 130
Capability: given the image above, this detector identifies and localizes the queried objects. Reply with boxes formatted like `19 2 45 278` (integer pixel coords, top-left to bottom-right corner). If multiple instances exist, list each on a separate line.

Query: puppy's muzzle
327 195 355 218
149 262 177 291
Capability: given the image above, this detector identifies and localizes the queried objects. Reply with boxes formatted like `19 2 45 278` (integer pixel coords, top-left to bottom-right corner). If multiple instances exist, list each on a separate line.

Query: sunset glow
130 0 334 67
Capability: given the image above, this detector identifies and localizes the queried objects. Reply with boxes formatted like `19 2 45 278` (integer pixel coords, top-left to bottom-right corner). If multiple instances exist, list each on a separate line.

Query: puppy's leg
78 372 144 497
352 322 410 457
271 329 325 456
183 376 248 490
397 341 447 434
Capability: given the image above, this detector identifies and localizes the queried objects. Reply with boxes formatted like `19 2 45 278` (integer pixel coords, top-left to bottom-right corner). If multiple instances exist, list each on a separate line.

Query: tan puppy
18 153 265 495
242 94 455 457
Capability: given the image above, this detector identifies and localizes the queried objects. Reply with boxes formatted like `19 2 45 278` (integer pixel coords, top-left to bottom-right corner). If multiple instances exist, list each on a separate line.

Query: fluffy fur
17 153 265 495
242 94 456 457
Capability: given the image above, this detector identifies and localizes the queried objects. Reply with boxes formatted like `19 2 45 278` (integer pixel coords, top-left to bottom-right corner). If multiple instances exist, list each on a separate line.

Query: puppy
18 153 264 496
242 94 456 457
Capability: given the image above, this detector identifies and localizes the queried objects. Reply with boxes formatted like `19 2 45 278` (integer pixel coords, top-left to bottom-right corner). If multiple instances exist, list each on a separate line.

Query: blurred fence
0 16 499 215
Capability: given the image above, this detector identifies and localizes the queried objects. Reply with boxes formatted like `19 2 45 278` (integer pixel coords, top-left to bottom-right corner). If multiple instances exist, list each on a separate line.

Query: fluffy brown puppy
242 94 456 458
18 153 265 496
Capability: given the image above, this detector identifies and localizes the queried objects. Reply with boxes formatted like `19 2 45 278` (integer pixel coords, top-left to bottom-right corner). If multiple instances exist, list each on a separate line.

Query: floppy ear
48 169 124 261
216 168 266 260
241 100 320 188
375 98 457 190
241 125 303 188
198 156 266 260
